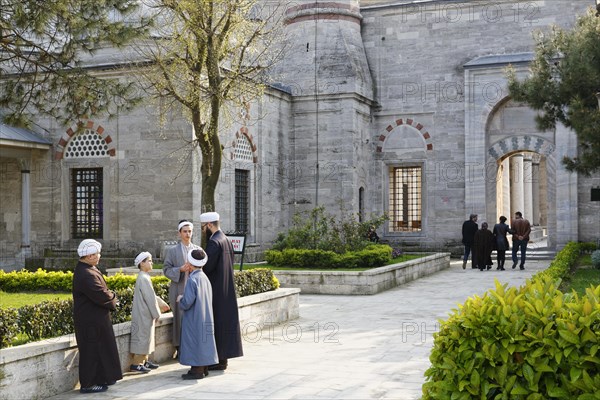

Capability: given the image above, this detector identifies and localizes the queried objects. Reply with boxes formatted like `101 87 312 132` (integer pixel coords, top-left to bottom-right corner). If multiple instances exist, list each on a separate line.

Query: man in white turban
72 239 122 393
199 212 243 371
162 219 199 358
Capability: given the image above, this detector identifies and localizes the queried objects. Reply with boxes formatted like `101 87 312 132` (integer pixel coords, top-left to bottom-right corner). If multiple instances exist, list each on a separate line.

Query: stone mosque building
1 0 598 268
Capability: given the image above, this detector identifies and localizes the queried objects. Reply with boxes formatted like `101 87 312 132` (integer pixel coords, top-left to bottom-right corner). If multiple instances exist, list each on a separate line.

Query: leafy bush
235 268 280 297
592 250 600 269
423 277 600 399
0 269 73 292
265 244 392 269
0 308 20 348
272 206 387 254
423 242 600 399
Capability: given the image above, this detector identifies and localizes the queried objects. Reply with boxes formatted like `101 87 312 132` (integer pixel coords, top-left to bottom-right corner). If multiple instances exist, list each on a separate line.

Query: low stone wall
274 253 451 295
0 288 300 400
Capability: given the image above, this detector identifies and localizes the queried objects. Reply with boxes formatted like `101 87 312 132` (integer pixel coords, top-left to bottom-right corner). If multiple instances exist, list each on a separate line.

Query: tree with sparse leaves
0 0 152 127
134 0 284 214
507 8 600 175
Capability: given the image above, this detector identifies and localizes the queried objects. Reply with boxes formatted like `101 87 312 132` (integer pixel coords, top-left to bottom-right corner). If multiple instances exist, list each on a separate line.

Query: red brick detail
423 132 430 140
376 146 382 152
108 149 116 157
241 127 248 134
251 144 257 152
104 136 113 144
253 156 258 164
427 144 433 151
96 126 104 135
386 125 393 132
396 119 403 126
58 138 68 147
379 135 386 141
54 151 64 160
416 123 423 130
66 128 74 137
406 118 413 125
86 120 94 129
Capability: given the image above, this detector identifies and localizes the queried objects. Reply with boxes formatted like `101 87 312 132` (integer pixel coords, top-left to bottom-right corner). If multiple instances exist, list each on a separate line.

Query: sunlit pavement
48 258 548 400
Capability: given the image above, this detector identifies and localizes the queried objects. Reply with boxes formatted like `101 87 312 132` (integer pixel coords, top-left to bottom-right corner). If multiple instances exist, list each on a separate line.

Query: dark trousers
512 239 528 266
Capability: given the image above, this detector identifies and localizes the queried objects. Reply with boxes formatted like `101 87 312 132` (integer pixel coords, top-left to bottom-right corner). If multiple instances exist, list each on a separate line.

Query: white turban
178 221 194 231
188 248 208 267
134 251 152 268
199 212 219 223
77 239 102 257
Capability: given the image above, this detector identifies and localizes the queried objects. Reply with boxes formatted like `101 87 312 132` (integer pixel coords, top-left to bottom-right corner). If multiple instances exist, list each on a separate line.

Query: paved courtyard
48 259 548 400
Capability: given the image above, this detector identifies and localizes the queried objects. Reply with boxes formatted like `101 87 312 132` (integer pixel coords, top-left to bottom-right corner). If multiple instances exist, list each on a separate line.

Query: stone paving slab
46 259 547 400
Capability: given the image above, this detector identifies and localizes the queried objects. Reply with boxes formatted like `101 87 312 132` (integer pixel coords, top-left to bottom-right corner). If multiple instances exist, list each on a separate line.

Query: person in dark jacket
461 214 478 269
493 216 510 270
473 222 494 271
200 212 244 371
72 239 122 394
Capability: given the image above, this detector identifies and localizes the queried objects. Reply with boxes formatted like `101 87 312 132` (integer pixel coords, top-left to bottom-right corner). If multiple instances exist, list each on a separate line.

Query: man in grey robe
163 220 199 356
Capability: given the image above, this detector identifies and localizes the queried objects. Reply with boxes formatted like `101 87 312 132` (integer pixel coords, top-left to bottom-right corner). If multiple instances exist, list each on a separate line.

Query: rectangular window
235 169 249 233
71 168 103 239
389 166 422 232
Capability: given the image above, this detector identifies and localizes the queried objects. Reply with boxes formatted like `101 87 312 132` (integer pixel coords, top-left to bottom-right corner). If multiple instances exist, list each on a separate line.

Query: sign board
225 233 247 271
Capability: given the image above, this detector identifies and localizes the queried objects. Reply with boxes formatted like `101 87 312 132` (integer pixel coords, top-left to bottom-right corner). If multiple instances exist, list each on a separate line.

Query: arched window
234 134 253 162
64 129 109 158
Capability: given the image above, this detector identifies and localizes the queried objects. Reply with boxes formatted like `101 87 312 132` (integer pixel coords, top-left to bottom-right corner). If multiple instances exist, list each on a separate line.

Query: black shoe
486 265 492 270
144 360 159 369
80 385 108 393
130 364 151 373
520 265 525 270
512 262 517 269
207 361 228 371
182 372 204 380
499 267 505 271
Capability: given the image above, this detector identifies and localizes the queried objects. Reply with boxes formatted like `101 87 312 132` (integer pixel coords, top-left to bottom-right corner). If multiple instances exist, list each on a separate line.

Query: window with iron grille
71 168 103 239
235 169 249 233
388 166 422 232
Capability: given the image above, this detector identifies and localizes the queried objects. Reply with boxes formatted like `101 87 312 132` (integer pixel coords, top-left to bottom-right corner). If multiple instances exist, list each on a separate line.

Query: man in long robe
473 222 494 271
200 212 244 371
72 239 122 393
163 220 199 355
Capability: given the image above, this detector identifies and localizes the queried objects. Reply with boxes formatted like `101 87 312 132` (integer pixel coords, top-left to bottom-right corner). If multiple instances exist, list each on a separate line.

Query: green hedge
264 244 392 269
0 268 279 348
423 242 600 399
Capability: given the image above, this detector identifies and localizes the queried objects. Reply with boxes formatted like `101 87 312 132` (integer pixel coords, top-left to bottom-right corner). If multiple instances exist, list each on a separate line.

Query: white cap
178 221 194 231
77 239 102 257
134 251 152 267
199 212 219 223
188 248 208 267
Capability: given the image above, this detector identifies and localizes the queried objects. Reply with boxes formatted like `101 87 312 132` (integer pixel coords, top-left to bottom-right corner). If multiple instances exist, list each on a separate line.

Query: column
18 158 32 256
502 158 511 219
523 153 533 222
510 154 524 217
531 154 540 226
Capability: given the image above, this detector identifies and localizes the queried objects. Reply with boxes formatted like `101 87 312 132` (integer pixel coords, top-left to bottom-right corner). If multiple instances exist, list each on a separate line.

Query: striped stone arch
54 120 115 160
376 118 433 152
228 126 258 163
488 135 555 160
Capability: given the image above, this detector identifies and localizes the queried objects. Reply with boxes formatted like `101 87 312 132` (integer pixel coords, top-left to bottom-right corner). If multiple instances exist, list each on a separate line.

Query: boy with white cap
177 248 218 379
130 251 170 373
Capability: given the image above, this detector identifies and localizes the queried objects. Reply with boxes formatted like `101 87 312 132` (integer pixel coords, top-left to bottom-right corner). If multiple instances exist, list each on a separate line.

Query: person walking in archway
493 216 510 270
461 214 478 269
511 211 531 270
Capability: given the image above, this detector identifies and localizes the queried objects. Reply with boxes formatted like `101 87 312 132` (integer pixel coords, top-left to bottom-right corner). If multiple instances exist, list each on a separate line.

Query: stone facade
1 0 598 268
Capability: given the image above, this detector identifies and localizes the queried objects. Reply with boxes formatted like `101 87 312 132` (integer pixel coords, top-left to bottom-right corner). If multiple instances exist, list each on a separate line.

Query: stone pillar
18 157 32 260
502 158 511 219
523 154 533 223
531 154 540 226
554 122 578 247
510 154 524 217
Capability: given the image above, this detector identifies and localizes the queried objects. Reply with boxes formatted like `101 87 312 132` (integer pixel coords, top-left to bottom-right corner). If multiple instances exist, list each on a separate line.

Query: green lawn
238 254 424 272
0 290 71 309
563 254 600 295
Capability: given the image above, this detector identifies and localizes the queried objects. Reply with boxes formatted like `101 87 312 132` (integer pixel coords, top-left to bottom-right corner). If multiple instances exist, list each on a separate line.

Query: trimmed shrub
423 242 600 399
235 268 280 297
265 244 392 269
